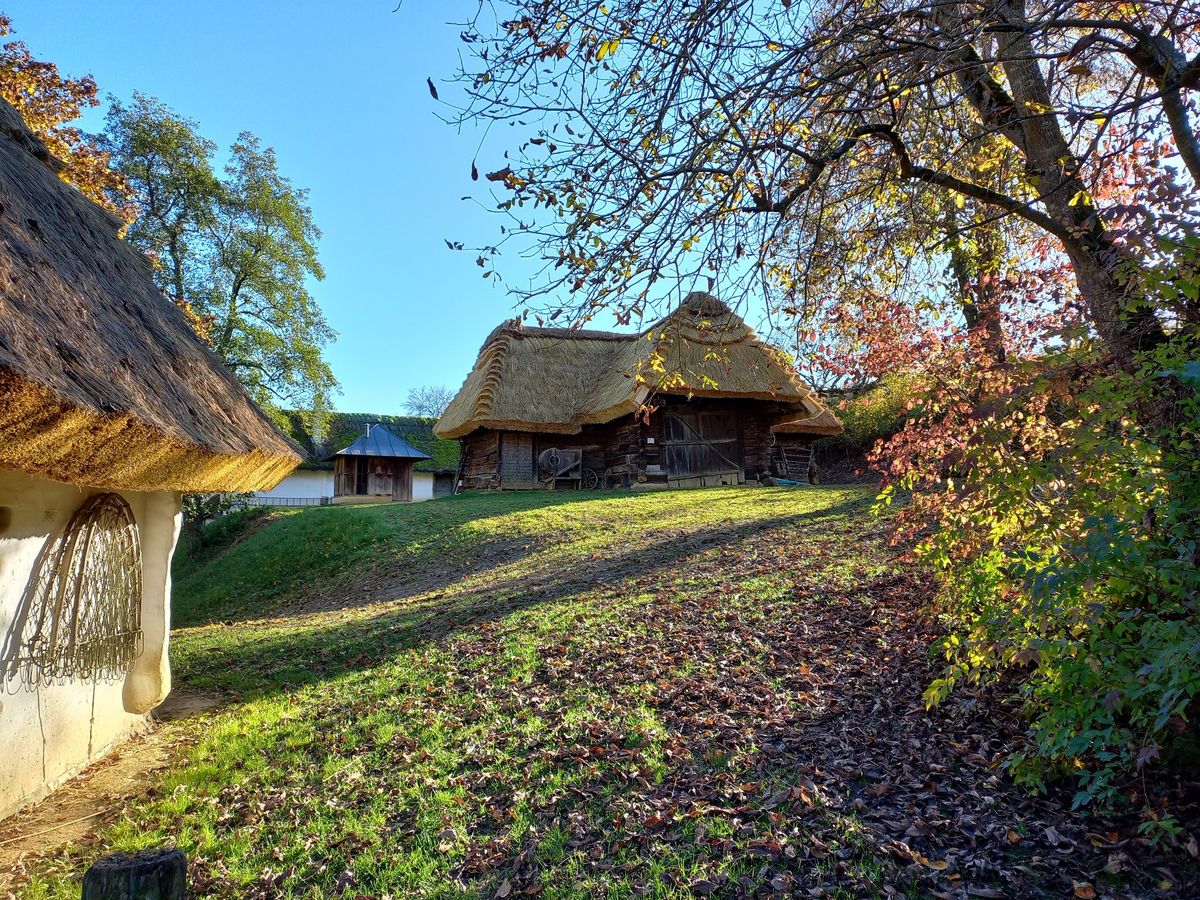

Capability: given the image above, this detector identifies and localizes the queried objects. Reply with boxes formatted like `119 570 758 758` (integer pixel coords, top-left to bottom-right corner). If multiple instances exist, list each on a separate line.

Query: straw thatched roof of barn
0 98 300 493
771 408 844 436
435 292 842 440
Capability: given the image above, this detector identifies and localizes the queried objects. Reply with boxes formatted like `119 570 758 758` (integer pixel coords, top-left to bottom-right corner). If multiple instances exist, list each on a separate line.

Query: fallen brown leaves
417 512 1199 897
13 491 1198 898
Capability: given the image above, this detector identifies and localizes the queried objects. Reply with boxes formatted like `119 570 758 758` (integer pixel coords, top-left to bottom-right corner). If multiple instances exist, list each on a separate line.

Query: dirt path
0 691 219 892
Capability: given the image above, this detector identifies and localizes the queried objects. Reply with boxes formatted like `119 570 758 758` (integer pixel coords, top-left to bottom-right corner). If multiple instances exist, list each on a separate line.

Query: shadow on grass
174 494 869 699
172 490 615 627
175 491 1135 898
269 487 879 620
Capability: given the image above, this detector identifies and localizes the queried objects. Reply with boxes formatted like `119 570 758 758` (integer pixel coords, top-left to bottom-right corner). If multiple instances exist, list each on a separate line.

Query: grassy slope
19 489 1184 898
169 492 593 626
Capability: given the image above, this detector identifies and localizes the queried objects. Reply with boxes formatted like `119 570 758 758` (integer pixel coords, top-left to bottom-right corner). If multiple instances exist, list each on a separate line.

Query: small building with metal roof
327 424 433 503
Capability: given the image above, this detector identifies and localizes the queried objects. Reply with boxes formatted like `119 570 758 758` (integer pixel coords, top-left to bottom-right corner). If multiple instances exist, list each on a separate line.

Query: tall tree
104 95 337 416
451 0 1199 365
0 14 133 221
104 94 221 314
448 0 1200 809
206 133 334 412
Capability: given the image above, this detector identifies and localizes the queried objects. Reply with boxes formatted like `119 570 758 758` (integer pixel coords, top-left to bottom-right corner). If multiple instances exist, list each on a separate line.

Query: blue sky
4 0 570 413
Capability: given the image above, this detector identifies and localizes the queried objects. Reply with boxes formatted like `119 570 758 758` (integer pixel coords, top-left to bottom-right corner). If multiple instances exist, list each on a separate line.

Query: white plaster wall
412 471 434 502
0 468 182 819
254 469 334 500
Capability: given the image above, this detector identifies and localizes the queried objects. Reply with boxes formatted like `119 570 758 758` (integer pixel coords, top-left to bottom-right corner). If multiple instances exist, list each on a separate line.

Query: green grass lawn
14 488 1186 898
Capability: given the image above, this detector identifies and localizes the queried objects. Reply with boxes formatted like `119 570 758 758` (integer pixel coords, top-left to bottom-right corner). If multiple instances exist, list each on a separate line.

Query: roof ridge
515 325 635 342
473 330 512 421
0 98 65 174
487 293 743 345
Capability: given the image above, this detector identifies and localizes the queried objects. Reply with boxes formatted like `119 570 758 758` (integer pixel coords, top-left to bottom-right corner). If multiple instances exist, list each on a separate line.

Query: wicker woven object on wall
14 493 143 684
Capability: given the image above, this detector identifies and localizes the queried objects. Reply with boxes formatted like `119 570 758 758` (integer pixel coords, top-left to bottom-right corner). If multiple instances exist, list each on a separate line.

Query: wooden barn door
500 432 535 489
334 456 351 497
367 458 394 497
393 463 413 502
663 412 741 480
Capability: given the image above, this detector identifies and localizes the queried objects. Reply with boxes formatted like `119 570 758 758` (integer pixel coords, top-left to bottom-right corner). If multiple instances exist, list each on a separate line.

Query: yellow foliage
0 15 135 224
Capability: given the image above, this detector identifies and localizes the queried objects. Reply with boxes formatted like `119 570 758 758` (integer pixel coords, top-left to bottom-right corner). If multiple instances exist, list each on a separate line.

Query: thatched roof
771 408 844 436
435 292 842 439
324 425 433 463
0 98 300 493
283 412 460 473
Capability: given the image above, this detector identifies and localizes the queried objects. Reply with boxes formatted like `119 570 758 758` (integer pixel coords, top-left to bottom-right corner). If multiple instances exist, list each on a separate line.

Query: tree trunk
972 224 1006 364
993 0 1164 366
943 0 1165 367
168 226 186 306
944 205 1007 365
82 849 186 900
217 280 242 357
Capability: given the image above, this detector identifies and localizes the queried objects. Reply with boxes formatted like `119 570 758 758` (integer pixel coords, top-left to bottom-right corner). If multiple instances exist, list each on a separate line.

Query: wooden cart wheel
581 468 600 490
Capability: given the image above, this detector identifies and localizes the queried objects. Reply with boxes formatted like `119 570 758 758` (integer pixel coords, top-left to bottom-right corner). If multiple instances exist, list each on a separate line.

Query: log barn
435 293 842 491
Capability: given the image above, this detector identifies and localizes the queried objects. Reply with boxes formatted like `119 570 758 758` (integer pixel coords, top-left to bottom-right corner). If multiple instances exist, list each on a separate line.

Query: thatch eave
771 408 845 436
0 370 298 493
0 97 301 493
437 419 586 441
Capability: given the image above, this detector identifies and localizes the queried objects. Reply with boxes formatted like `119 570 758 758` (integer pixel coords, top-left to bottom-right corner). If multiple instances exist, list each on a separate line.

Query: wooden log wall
740 409 774 478
454 398 818 490
460 431 501 489
603 418 646 485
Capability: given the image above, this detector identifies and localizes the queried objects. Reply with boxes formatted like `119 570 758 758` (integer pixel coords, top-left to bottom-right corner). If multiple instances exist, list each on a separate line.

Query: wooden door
500 432 535 489
393 463 413 502
663 412 741 478
367 458 394 497
334 456 351 497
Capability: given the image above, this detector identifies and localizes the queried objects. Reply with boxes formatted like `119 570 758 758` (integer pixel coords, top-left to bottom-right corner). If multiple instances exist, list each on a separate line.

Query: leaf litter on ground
7 487 1198 899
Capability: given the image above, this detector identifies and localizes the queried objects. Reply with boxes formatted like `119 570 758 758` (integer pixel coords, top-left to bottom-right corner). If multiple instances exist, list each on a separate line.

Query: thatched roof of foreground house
0 97 300 493
435 292 842 440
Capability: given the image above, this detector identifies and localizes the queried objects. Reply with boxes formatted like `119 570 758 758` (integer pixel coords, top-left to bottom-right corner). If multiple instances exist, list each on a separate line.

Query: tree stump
82 849 186 900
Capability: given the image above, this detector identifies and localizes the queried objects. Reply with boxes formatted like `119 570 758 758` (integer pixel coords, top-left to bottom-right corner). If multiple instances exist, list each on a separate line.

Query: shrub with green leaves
891 335 1200 824
818 375 916 459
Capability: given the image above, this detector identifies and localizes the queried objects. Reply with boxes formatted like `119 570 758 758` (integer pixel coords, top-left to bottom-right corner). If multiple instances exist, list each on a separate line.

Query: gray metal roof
326 425 434 461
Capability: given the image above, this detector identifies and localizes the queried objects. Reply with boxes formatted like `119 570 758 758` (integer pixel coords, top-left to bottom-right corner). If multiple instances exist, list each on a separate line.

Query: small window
14 493 143 684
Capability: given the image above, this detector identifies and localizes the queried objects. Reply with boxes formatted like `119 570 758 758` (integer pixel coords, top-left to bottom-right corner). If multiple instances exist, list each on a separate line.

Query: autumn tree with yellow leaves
449 0 1200 819
0 14 134 222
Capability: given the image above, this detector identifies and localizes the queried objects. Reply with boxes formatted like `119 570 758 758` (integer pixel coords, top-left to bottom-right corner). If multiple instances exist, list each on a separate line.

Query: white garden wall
0 468 182 819
255 468 436 503
254 468 334 500
412 471 434 502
